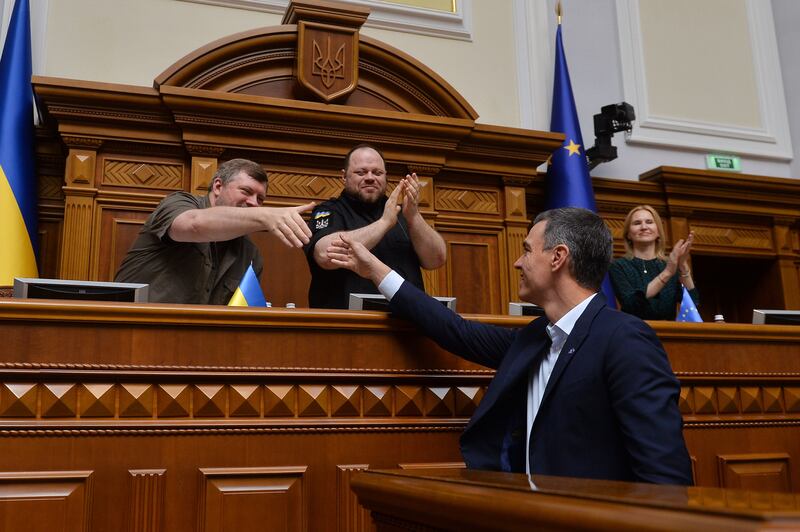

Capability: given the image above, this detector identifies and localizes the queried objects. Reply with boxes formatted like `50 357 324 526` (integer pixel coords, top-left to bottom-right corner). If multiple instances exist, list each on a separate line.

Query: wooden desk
0 299 798 531
351 468 800 531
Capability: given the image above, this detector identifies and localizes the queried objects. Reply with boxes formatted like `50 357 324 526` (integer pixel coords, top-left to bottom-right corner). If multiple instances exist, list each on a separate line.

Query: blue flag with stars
677 286 702 322
545 22 616 307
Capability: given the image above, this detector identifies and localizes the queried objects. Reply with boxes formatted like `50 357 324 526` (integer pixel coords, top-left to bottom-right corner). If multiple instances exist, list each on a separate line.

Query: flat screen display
13 278 149 303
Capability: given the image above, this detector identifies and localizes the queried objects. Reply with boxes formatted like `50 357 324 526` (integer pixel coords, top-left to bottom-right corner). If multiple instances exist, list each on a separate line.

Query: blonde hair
622 205 667 259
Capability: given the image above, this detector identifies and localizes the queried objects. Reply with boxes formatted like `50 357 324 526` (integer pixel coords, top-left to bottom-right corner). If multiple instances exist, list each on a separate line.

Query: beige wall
639 0 761 129
39 0 518 127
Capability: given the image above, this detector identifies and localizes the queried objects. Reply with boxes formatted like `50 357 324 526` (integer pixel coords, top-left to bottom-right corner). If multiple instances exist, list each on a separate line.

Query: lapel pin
567 348 576 354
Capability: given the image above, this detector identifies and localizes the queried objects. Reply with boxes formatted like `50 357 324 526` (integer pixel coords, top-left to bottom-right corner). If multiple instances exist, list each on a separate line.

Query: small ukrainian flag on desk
677 286 702 323
227 263 267 307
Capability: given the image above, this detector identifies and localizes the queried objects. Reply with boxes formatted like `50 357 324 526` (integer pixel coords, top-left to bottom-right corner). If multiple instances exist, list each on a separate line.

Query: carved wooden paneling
692 223 773 251
337 465 373 532
0 471 93 532
198 466 308 532
37 218 63 279
678 384 800 418
65 149 96 187
39 174 65 200
59 195 95 279
718 454 791 492
0 382 490 421
127 469 166 532
436 186 499 215
505 226 527 303
103 160 183 190
190 156 217 195
267 172 342 200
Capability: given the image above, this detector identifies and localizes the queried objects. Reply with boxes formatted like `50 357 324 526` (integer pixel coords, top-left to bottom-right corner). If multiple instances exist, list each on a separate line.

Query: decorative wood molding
336 465 372 532
103 160 183 190
436 187 499 215
616 0 793 160
58 196 95 279
266 172 341 200
0 381 486 422
191 157 217 195
127 469 166 532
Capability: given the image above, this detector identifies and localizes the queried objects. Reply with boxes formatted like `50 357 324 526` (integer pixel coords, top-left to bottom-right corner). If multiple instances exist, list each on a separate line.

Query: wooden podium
0 298 799 530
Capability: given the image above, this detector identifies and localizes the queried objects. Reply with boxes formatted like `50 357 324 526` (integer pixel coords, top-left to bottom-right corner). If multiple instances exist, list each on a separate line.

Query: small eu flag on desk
228 263 267 307
677 286 702 322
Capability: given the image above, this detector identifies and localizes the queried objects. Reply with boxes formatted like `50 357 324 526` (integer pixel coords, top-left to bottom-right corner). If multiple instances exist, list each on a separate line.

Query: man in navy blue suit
328 207 692 485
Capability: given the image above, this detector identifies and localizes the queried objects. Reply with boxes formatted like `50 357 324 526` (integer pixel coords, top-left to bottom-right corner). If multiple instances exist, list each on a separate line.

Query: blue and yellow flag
677 286 702 323
0 0 37 285
545 18 616 307
227 264 267 307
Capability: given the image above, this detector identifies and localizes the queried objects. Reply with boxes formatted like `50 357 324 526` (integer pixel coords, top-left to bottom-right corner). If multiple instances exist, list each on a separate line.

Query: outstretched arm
170 202 315 248
312 183 405 270
328 234 516 368
401 173 446 269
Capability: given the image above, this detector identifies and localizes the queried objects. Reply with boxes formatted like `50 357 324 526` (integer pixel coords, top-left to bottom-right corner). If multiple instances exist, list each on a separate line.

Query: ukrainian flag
0 0 38 285
227 263 267 307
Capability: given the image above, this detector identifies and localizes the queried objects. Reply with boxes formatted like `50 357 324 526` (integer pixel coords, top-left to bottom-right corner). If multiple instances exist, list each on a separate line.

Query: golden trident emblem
312 36 346 88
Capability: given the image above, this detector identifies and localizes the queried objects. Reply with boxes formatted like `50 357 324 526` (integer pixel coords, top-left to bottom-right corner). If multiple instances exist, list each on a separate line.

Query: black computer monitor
508 302 546 317
13 278 149 303
752 309 800 325
348 293 456 312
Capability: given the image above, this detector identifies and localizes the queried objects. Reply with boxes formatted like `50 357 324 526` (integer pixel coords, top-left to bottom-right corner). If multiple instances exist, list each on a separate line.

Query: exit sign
706 154 741 172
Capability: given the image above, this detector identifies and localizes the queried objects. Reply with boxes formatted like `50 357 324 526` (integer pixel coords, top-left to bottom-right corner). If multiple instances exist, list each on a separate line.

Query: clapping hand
401 173 421 219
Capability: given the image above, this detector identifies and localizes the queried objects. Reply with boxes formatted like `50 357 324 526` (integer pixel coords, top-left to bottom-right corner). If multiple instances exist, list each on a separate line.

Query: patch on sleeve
313 210 331 230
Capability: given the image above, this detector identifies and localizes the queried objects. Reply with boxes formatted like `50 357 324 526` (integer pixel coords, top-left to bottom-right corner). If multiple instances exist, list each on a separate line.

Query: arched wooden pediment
154 23 477 120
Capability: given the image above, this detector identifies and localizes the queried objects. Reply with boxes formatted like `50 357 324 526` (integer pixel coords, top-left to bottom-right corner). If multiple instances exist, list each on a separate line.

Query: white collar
546 293 598 341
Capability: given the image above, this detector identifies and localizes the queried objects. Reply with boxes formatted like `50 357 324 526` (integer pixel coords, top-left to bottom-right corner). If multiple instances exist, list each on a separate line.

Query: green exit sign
706 154 741 172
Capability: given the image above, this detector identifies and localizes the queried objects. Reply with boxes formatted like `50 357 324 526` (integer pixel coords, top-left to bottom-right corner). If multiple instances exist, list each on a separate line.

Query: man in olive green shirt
115 158 313 304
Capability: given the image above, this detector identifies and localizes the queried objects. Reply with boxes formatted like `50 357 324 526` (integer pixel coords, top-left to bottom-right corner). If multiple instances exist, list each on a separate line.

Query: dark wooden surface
352 468 800 532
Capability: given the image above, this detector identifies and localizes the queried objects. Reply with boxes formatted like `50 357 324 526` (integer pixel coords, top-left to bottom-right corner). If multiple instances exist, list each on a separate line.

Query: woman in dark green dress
609 205 699 320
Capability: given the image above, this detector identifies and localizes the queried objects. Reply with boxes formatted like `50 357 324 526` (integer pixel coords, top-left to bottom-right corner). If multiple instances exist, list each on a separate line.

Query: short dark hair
208 158 268 192
533 207 612 291
342 143 387 174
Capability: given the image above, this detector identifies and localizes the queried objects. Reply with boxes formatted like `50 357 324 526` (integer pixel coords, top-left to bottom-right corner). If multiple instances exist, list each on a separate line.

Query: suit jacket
390 282 693 485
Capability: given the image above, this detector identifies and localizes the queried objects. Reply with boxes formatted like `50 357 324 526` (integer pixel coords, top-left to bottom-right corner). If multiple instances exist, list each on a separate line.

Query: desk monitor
348 293 456 312
509 302 546 317
752 309 800 325
13 278 149 303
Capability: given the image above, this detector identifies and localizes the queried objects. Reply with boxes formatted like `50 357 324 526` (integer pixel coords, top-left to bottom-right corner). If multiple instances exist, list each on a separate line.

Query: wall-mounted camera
586 102 635 169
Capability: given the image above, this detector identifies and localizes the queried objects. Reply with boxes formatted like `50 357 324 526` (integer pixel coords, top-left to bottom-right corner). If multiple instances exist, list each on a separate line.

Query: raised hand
401 173 421 219
380 181 405 228
263 201 315 248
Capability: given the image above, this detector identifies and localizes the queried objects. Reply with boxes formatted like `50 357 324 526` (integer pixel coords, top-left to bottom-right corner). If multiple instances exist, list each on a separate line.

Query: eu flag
545 21 616 307
0 0 37 285
676 286 702 323
228 263 267 307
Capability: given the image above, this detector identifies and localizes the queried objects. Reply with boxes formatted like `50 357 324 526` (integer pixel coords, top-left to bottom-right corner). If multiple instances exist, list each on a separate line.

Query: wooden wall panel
93 208 155 281
198 467 308 532
717 454 791 492
0 471 93 532
440 231 503 315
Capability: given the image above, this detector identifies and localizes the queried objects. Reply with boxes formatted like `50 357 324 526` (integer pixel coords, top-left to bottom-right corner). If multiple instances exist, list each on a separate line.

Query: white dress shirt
525 292 597 474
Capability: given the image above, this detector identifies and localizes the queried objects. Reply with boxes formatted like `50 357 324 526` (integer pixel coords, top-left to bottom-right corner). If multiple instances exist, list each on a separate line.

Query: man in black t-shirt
305 144 446 309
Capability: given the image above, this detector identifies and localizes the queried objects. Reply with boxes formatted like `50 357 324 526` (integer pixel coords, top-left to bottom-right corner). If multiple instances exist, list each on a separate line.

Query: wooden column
59 137 101 280
503 177 529 305
408 165 441 296
773 217 800 309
